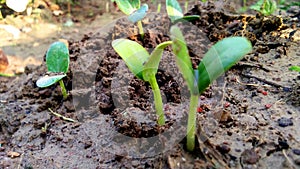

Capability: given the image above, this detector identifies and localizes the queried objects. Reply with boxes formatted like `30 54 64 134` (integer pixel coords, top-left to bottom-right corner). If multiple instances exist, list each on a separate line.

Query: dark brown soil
1 1 300 169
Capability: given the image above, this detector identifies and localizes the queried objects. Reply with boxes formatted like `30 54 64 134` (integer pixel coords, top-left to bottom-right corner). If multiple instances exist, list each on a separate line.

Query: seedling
250 0 277 16
289 66 300 72
36 42 70 100
166 0 199 23
112 39 172 125
170 25 252 151
114 0 148 39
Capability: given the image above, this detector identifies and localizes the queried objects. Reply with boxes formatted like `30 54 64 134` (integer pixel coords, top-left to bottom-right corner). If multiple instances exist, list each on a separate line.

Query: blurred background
0 0 299 75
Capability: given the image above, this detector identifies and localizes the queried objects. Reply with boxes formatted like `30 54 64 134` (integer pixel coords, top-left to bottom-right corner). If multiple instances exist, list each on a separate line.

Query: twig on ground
48 108 76 122
237 61 272 72
241 73 289 88
236 77 266 87
17 153 24 169
282 149 297 169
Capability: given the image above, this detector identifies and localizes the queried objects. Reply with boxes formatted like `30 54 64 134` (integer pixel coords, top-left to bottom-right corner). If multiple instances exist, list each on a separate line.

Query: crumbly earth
0 1 300 169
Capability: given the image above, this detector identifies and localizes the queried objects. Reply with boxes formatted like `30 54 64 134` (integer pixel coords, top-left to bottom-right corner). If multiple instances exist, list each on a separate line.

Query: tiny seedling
250 0 277 16
289 66 300 72
112 39 172 125
166 0 199 23
114 0 149 39
36 42 70 100
170 25 252 151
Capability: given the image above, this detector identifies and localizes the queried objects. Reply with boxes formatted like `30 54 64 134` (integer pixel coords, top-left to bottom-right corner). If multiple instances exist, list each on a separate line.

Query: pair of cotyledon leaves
112 26 252 95
36 42 70 88
115 0 199 23
114 0 148 23
166 0 199 23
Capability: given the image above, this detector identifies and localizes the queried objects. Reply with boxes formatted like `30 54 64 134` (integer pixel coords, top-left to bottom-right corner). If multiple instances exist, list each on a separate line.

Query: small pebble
131 160 139 167
295 158 300 165
216 144 231 154
278 117 293 127
197 107 203 113
283 87 292 92
265 104 272 109
293 149 300 155
241 149 260 164
278 137 289 149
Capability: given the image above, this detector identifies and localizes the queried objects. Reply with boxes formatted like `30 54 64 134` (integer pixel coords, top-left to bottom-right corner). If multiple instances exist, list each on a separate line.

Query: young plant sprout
114 0 149 39
166 0 199 23
112 39 172 125
170 25 252 151
289 66 300 72
250 0 277 16
36 41 70 100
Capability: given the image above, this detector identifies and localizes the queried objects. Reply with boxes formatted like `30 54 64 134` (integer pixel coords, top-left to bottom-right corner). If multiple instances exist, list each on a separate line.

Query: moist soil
1 1 300 169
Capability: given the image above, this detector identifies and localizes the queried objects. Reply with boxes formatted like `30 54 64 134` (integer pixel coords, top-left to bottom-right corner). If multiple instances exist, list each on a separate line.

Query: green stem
243 0 247 8
184 1 188 13
59 80 68 100
137 20 144 40
148 75 165 125
186 94 198 151
0 73 15 77
157 3 161 13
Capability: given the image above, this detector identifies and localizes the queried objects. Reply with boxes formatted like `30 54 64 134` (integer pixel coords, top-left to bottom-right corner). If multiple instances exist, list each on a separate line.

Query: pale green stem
59 80 68 100
184 1 188 13
137 20 144 40
148 75 165 125
157 3 161 13
186 94 198 151
0 73 15 77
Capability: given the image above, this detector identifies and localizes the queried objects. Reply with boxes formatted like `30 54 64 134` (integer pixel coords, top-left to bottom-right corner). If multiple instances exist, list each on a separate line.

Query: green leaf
36 74 66 88
114 0 139 15
46 42 69 73
250 0 264 11
166 0 183 22
170 26 196 94
142 41 172 81
173 15 200 24
289 66 300 72
112 39 150 80
198 37 252 93
250 0 277 15
128 4 148 23
131 0 140 9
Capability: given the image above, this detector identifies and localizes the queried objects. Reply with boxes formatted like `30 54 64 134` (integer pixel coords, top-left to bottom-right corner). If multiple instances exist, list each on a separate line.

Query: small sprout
112 39 172 125
166 0 199 23
36 42 70 100
289 66 300 72
128 4 149 23
114 0 148 39
170 25 252 151
250 0 277 16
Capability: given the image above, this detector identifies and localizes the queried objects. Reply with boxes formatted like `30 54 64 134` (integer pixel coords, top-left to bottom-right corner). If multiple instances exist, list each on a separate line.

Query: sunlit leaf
36 74 66 88
128 4 148 23
170 26 196 94
173 15 200 24
166 0 183 22
142 41 172 81
46 42 69 73
198 37 252 93
131 0 140 9
112 39 149 80
114 0 139 15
